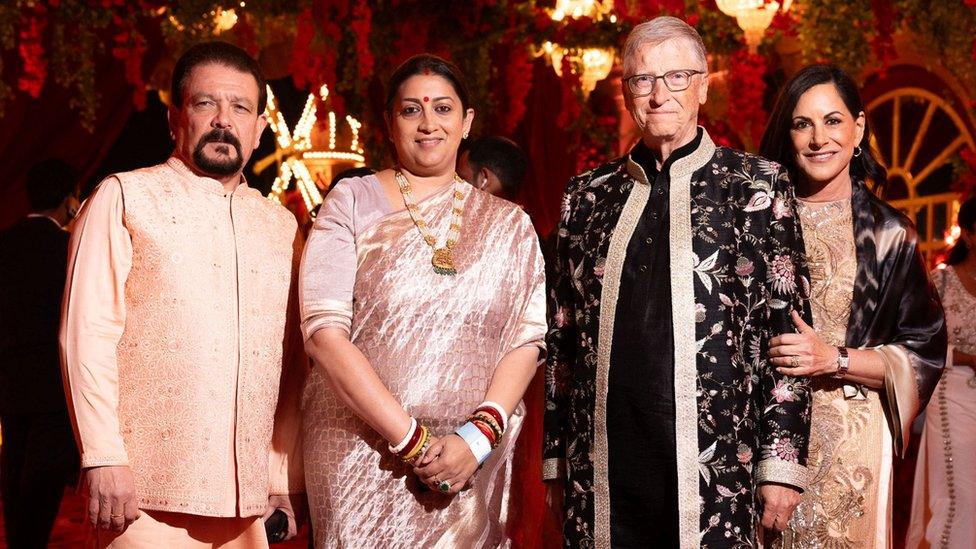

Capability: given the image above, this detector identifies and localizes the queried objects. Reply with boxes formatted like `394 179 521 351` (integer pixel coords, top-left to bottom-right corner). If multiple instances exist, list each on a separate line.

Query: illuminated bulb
261 83 367 210
328 111 337 150
214 8 238 32
714 0 787 52
542 1 616 97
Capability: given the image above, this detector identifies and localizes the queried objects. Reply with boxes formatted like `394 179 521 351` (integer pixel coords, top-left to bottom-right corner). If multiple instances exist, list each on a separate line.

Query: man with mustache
60 42 306 547
544 17 813 546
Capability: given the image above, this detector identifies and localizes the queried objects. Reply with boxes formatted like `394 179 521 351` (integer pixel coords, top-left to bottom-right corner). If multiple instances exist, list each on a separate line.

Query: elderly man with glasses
543 16 813 547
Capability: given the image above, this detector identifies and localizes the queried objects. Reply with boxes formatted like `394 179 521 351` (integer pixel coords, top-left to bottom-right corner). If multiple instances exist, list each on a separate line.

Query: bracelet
476 401 508 432
470 411 503 447
388 417 418 454
455 421 493 464
472 419 496 446
401 425 430 463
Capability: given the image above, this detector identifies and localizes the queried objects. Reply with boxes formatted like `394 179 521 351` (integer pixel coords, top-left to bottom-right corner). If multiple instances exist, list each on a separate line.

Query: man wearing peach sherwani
60 42 306 547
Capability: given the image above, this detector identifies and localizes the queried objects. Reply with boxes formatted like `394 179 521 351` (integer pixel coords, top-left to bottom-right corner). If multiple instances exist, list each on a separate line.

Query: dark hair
329 166 376 189
759 64 887 192
385 54 471 113
309 166 377 219
171 41 267 113
946 197 976 265
26 158 77 211
465 136 528 197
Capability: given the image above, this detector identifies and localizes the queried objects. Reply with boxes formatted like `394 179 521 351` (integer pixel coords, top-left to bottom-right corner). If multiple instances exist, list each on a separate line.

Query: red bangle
472 411 503 440
396 423 423 458
472 419 496 446
475 406 505 431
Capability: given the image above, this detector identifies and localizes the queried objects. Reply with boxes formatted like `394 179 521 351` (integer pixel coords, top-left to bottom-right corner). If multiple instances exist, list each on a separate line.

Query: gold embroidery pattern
668 136 716 548
594 173 650 549
779 199 884 548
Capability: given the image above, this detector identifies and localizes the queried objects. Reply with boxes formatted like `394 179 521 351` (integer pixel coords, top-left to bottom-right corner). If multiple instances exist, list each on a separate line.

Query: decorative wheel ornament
866 87 975 262
256 84 366 217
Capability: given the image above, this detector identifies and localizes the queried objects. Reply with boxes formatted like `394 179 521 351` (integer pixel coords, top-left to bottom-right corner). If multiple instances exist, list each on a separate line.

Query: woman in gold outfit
758 64 946 547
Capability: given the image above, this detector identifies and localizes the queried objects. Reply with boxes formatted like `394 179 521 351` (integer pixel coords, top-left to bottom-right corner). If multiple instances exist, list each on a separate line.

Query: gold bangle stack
400 425 430 463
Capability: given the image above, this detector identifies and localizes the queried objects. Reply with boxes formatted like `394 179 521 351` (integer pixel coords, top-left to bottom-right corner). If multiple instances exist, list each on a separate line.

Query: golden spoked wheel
866 87 975 262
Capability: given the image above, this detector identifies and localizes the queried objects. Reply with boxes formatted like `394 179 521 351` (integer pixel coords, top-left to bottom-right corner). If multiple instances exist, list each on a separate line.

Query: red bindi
423 96 429 102
423 68 431 75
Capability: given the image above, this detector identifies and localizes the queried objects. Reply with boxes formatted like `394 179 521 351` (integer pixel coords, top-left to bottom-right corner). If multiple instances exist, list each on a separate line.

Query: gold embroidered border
542 457 565 480
594 130 715 547
594 173 651 549
875 344 920 457
755 458 810 490
667 131 714 548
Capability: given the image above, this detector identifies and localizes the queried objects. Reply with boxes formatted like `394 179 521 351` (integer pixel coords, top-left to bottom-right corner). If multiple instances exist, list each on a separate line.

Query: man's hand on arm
84 465 140 532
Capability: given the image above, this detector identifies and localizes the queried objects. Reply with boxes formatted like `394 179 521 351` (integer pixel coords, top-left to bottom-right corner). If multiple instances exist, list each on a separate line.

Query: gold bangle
408 436 431 464
402 426 429 462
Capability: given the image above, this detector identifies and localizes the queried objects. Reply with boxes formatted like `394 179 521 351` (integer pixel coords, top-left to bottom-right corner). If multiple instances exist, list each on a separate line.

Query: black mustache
199 129 241 148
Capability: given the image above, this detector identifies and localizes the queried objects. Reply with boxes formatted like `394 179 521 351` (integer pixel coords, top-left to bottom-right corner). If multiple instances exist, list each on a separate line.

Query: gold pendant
431 248 457 276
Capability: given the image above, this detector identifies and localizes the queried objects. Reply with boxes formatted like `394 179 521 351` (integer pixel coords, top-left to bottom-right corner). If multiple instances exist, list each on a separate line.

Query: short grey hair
621 16 708 77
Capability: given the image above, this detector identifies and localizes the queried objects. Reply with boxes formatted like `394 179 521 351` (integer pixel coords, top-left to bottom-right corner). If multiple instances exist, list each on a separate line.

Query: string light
259 84 366 213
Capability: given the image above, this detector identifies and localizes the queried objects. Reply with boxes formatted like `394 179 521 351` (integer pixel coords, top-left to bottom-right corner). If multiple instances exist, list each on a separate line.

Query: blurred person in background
0 158 81 549
908 197 976 548
457 136 527 202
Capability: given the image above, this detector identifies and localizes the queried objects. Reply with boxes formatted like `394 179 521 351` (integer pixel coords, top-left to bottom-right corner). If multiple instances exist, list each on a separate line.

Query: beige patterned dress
777 198 892 548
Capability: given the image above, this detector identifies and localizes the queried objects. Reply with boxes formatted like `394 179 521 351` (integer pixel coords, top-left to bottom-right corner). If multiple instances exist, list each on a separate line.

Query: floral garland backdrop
2 0 975 166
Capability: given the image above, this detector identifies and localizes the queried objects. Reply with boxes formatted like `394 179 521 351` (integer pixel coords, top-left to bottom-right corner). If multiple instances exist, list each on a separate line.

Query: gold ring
790 356 800 368
110 513 124 519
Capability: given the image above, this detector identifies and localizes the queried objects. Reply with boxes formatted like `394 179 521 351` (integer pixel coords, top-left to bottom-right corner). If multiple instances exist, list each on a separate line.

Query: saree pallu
302 182 546 548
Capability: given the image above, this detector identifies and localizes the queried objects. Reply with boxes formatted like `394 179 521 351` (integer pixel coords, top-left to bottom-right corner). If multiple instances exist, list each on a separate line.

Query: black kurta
607 132 703 546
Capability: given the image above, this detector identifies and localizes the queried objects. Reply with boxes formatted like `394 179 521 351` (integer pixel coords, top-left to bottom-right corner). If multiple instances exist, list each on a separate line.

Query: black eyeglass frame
623 69 706 96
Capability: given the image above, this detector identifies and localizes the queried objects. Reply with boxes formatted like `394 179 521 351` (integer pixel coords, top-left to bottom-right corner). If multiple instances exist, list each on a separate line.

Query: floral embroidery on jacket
544 143 813 548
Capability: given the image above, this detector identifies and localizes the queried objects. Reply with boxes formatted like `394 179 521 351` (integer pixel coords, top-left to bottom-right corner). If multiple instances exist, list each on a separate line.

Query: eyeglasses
623 69 706 96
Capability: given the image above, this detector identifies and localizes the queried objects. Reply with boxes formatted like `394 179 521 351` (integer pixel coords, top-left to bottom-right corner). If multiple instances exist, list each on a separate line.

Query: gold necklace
394 170 466 276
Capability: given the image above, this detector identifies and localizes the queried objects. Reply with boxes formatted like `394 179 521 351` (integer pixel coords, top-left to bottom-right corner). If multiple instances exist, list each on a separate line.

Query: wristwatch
833 346 850 379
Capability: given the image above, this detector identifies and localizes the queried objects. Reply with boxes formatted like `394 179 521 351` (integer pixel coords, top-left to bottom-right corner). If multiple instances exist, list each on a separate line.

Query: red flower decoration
727 49 768 149
500 42 533 134
350 1 374 79
111 28 148 110
17 6 48 99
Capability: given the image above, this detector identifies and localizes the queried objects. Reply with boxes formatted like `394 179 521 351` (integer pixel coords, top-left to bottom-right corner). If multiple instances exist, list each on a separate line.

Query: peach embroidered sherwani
60 158 305 530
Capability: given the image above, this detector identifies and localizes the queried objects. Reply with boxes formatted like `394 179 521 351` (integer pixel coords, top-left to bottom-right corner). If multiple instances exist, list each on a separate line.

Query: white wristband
455 422 493 465
478 400 508 432
388 417 417 453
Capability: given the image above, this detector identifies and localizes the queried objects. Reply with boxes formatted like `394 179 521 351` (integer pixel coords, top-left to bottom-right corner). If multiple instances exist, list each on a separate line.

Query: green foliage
895 0 976 92
793 0 877 78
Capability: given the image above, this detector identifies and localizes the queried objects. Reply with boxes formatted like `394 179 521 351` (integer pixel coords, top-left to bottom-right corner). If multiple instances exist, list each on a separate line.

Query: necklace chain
395 170 466 276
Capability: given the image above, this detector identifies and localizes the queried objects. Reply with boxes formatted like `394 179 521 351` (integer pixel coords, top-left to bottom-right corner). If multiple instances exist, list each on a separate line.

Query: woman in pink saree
298 54 546 547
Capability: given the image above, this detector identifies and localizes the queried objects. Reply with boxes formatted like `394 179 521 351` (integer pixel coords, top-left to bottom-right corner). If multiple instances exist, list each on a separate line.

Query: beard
192 129 244 176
